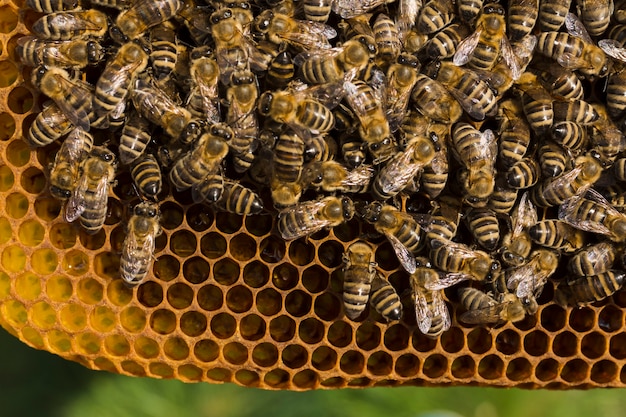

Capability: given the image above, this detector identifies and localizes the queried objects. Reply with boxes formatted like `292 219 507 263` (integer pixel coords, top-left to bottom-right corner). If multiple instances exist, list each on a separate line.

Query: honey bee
370 274 403 321
421 126 450 200
602 58 626 121
32 66 93 132
17 37 104 70
277 196 355 241
453 3 522 80
556 270 626 307
500 192 536 266
360 201 423 274
507 0 538 41
496 99 531 170
226 70 259 174
465 206 500 251
195 174 264 214
371 134 437 200
568 241 616 276
429 238 500 288
550 121 588 152
528 219 585 252
536 63 584 101
424 61 498 121
118 111 153 166
457 0 483 23
410 75 462 124
396 0 422 43
552 99 598 124
331 0 394 19
577 0 613 37
131 154 162 200
26 102 74 148
116 0 182 39
538 142 570 178
417 0 456 35
131 73 192 140
26 0 79 12
505 249 559 313
410 258 451 338
49 128 93 201
341 240 377 320
32 9 108 40
186 46 221 123
488 174 519 214
536 13 609 77
385 54 420 132
515 72 554 136
65 147 117 234
457 287 526 324
253 10 336 51
372 13 402 64
120 201 161 287
94 41 149 124
270 131 305 208
150 23 179 82
451 123 498 200
415 196 461 245
538 0 572 31
559 188 626 242
588 104 626 165
507 157 541 189
267 51 295 88
338 135 367 168
303 0 332 22
302 160 373 194
169 123 233 191
304 134 336 163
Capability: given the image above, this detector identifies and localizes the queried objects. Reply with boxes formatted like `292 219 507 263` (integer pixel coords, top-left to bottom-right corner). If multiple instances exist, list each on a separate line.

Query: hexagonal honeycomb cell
2 0 626 391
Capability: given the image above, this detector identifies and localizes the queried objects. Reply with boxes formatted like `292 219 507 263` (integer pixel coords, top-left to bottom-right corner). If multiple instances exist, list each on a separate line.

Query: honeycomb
2 0 626 391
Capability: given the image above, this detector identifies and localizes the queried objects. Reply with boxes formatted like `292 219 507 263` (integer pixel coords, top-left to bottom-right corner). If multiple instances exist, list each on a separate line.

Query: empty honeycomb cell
59 304 87 332
194 339 219 363
154 255 181 282
310 228 330 241
569 307 596 332
0 167 12 193
20 167 45 195
6 192 28 218
178 364 203 382
0 5 17 32
285 290 312 317
34 197 61 221
423 354 448 379
591 360 618 384
541 304 567 332
182 257 210 284
395 353 420 377
2 244 25 273
598 305 623 332
163 337 190 361
272 263 299 290
441 327 464 353
104 334 131 357
76 278 103 305
49 223 77 250
94 357 118 373
468 327 492 354
134 336 160 359
367 351 393 376
313 292 341 321
122 361 147 377
536 358 560 381
269 315 296 342
259 235 286 263
215 212 244 234
478 354 504 380
230 233 257 261
264 369 291 388
506 358 532 382
327 320 352 348
340 350 365 374
207 367 232 382
2 299 27 326
0 113 16 141
299 317 324 344
553 331 578 357
244 213 273 236
213 258 240 285
90 306 117 333
109 226 126 253
47 329 72 353
45 275 73 302
561 359 589 383
226 285 254 313
301 266 329 294
451 355 475 379
21 326 44 349
0 217 11 245
609 333 626 359
160 202 184 229
235 369 260 387
30 301 56 329
495 329 521 355
252 343 279 367
7 140 30 167
412 331 437 352
210 312 236 339
7 86 33 114
333 219 360 242
513 314 538 331
321 377 346 388
17 218 44 247
356 322 381 350
197 284 223 311
150 309 177 335
614 290 626 307
311 346 337 371
104 198 123 226
288 239 315 266
149 362 174 378
179 311 207 337
62 250 90 276
0 271 9 299
31 248 58 275
79 229 106 251
138 281 164 307
76 332 102 355
0 60 18 87
375 242 400 271
524 330 549 357
94 252 120 280
112 173 135 201
200 232 227 259
107 280 133 307
120 306 147 333
170 230 197 257
14 271 41 300
384 324 410 351
317 241 344 269
240 314 266 340
186 205 214 232
243 261 269 288
257 288 282 316
581 332 607 359
167 283 195 310
282 344 308 369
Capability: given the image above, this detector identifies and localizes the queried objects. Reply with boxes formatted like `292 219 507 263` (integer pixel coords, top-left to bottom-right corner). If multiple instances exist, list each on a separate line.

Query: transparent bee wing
541 165 584 199
565 12 593 44
384 230 417 273
557 53 588 71
431 289 451 331
453 30 481 66
460 301 502 324
332 0 388 19
386 76 414 132
195 78 221 123
447 88 486 120
121 231 152 280
500 37 522 81
54 74 92 131
292 82 346 110
278 199 334 240
396 0 421 41
425 271 474 290
62 127 90 162
293 47 343 67
599 39 626 62
342 164 374 188
558 188 615 235
506 257 538 291
64 174 88 222
414 289 433 335
513 192 537 236
276 23 335 50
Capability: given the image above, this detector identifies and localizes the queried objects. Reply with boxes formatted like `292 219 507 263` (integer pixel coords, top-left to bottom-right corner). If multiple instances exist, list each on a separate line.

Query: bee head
341 197 355 220
357 201 382 223
211 8 233 24
258 91 274 115
253 10 273 35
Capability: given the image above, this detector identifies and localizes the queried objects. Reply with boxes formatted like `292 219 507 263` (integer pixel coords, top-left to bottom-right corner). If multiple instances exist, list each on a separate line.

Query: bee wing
64 174 88 222
191 172 224 203
431 289 451 331
505 260 536 291
132 76 184 122
62 127 89 161
278 200 333 240
414 288 433 335
453 30 481 67
500 37 522 81
122 230 154 278
428 150 449 174
276 25 334 50
426 271 474 290
513 192 537 235
383 230 417 274
460 301 502 324
540 165 583 199
558 189 614 235
293 47 343 66
196 80 221 123
557 53 590 71
296 19 337 39
342 164 374 187
386 75 414 132
378 143 424 194
396 0 421 40
53 74 92 131
599 39 626 62
332 0 388 19
565 12 593 44
447 88 486 120
292 82 346 110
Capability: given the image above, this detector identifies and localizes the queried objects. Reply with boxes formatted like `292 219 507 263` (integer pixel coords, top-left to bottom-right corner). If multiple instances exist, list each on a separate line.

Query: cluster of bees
16 0 626 338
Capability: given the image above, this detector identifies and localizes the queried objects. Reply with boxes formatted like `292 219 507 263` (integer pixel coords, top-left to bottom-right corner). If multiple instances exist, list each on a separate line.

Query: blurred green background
3 327 626 417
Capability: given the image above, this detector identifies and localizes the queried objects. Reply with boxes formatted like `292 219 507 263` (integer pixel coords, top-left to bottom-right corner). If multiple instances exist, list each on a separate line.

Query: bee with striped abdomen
120 201 161 287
